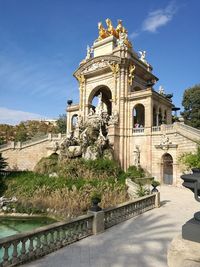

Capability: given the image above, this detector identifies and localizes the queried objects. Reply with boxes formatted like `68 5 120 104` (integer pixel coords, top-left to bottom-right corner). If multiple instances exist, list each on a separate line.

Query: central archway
162 153 173 185
88 85 112 115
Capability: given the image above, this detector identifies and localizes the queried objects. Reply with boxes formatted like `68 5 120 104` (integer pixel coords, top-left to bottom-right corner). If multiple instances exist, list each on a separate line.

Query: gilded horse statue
98 22 109 40
116 19 127 35
105 18 118 38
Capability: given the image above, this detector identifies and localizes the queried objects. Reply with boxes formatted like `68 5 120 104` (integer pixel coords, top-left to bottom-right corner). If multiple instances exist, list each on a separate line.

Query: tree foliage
0 120 60 144
182 84 200 129
179 145 200 170
56 114 67 133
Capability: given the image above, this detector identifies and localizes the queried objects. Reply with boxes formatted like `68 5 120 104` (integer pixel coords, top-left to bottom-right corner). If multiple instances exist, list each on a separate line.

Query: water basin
0 216 56 239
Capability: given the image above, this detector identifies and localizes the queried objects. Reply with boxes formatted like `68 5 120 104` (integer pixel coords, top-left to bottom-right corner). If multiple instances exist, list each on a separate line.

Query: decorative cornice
74 55 121 78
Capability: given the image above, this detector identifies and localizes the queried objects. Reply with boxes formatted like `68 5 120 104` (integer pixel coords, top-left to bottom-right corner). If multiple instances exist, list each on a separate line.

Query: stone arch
88 85 112 115
133 103 145 128
162 153 173 185
71 114 78 130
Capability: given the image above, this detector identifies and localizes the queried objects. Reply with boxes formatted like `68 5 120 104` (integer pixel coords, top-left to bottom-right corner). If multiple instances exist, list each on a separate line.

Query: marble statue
138 51 147 64
133 145 140 167
86 45 92 60
108 111 119 125
158 85 165 95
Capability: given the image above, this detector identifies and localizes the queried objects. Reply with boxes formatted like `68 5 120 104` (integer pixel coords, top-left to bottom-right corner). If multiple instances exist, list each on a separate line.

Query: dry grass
20 182 128 219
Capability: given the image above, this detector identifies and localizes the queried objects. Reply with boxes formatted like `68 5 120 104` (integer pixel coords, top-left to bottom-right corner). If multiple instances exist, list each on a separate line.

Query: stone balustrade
152 126 161 132
104 194 157 229
0 133 66 152
132 127 145 134
0 193 159 267
0 214 93 267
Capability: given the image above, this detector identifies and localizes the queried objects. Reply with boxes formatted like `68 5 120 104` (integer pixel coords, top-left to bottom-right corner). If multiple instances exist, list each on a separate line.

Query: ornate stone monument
66 18 174 170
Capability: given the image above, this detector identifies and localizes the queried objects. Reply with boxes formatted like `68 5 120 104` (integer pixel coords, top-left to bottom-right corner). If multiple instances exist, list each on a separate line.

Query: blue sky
0 0 199 124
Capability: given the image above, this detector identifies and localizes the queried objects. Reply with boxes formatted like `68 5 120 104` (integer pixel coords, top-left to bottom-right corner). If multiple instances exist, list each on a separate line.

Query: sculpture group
60 93 118 160
98 18 132 48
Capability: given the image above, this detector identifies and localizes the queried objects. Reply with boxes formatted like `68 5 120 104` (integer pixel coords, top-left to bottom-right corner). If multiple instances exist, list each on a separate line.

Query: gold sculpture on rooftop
97 19 132 48
128 65 136 86
98 22 109 40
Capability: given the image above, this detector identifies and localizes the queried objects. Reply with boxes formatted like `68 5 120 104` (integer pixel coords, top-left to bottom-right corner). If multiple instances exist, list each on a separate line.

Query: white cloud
129 31 139 39
142 2 176 33
0 107 46 125
130 2 177 38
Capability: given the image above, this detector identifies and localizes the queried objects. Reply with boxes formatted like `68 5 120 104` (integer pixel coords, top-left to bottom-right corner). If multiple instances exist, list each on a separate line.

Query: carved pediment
74 55 121 78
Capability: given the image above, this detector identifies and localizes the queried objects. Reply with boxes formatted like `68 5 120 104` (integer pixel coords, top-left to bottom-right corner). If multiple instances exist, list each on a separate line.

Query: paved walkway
23 186 199 267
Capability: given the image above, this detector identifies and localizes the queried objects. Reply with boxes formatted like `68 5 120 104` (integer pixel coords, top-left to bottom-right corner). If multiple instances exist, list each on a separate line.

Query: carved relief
155 134 178 150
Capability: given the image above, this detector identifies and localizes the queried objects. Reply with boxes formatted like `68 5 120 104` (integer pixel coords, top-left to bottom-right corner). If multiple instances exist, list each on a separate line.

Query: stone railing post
11 141 15 149
48 133 52 140
88 210 105 235
155 192 160 208
58 133 62 139
16 141 21 149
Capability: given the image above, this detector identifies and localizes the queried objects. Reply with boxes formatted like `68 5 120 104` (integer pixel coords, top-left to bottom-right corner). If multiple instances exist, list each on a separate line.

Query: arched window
71 114 78 129
133 104 145 128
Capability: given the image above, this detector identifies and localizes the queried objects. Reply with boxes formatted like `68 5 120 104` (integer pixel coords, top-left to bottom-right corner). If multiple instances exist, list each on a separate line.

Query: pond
0 216 56 239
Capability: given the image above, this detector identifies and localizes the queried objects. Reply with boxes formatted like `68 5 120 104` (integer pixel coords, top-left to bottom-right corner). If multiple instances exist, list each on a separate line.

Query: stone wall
0 134 65 171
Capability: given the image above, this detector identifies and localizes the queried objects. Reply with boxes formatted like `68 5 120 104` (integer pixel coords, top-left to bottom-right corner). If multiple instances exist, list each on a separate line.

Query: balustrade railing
132 127 144 134
21 134 49 146
177 123 200 135
164 124 174 131
152 126 161 132
0 193 159 267
0 214 93 267
104 194 156 229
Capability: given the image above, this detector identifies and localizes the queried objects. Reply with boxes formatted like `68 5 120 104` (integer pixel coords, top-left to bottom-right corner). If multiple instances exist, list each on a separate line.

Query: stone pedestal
168 235 200 267
88 211 105 235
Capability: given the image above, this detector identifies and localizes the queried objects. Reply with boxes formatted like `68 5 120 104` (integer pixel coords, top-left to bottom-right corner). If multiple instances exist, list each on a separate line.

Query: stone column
156 112 159 126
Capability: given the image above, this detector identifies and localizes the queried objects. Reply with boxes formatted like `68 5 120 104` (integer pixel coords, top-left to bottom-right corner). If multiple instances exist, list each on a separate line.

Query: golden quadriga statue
97 19 132 49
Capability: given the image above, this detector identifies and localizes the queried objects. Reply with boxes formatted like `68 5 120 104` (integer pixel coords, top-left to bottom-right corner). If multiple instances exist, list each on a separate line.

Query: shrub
135 184 150 197
34 153 59 174
179 146 200 170
124 165 145 180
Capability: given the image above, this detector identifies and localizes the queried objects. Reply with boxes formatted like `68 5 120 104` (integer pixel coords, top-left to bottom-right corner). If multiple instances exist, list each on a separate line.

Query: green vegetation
56 114 67 133
181 84 200 129
179 145 200 170
0 118 64 144
135 184 150 197
1 156 152 218
151 180 160 187
0 153 8 171
1 158 129 218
